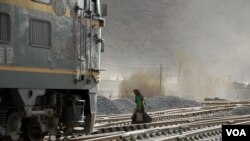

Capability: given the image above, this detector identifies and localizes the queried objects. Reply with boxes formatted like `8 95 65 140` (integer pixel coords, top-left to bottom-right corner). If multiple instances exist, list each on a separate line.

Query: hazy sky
102 0 250 81
166 0 250 81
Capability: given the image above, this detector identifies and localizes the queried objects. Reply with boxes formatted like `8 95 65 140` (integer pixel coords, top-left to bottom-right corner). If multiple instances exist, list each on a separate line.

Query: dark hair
133 89 140 95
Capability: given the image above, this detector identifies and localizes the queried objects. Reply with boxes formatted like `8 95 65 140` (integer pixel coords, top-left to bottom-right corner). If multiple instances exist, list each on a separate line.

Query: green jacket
135 94 145 112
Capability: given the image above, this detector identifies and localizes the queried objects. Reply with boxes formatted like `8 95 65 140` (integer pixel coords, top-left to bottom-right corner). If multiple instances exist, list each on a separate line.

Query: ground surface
231 106 250 115
97 95 201 115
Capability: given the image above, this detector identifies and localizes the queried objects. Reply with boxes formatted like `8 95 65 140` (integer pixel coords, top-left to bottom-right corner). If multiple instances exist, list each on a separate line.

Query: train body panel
0 0 106 140
0 70 98 89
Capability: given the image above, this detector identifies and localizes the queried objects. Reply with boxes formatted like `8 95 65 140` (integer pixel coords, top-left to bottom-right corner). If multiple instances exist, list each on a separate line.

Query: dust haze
100 0 250 99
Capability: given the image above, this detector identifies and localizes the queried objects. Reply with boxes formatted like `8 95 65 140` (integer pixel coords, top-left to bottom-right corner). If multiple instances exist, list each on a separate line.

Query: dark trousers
131 108 152 124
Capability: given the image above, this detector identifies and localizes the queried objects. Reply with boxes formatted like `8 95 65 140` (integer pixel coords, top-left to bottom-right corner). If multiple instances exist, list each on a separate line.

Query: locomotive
0 0 106 140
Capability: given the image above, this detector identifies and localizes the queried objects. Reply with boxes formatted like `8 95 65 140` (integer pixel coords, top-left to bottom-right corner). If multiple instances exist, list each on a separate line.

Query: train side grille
0 110 8 127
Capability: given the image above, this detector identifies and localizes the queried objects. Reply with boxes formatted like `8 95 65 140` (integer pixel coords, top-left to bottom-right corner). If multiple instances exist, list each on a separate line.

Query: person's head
133 89 140 95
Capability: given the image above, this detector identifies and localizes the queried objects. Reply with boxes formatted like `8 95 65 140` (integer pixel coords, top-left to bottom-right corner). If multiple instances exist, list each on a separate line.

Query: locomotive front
0 0 106 140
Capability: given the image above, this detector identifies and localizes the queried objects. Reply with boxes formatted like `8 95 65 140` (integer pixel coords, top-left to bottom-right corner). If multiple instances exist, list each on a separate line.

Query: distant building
98 80 122 99
230 81 250 99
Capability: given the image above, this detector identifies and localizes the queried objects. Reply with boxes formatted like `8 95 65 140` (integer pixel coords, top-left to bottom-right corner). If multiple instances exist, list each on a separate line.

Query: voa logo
226 129 246 136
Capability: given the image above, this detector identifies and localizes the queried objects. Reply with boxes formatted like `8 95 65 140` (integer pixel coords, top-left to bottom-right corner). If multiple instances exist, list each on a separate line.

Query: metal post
160 64 162 95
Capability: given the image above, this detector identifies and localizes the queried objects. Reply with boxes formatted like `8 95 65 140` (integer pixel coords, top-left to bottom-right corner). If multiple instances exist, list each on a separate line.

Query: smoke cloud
101 0 250 98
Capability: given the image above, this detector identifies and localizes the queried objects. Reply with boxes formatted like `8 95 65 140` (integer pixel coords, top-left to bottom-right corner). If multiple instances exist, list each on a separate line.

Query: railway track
68 115 250 141
93 107 241 134
94 107 204 128
94 106 234 129
44 102 250 141
202 101 250 106
95 104 238 125
95 107 202 123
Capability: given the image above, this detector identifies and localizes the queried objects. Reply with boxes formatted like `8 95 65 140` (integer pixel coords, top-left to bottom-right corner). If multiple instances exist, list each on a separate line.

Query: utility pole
160 64 162 95
241 73 244 82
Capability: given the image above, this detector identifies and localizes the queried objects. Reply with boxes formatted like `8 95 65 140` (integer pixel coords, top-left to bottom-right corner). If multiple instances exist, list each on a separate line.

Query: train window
92 0 97 13
0 13 10 43
32 0 51 4
30 19 51 48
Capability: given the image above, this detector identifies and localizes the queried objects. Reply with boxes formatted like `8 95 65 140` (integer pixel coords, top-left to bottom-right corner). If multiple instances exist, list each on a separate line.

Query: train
0 0 106 140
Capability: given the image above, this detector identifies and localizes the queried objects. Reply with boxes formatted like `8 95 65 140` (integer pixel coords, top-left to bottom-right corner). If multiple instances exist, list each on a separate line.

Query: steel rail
157 120 250 141
81 116 250 141
94 107 235 130
95 106 233 124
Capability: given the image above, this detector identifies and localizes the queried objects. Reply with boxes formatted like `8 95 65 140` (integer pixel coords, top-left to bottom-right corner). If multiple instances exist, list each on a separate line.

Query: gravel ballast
231 106 250 115
97 96 124 115
97 95 201 115
145 96 201 112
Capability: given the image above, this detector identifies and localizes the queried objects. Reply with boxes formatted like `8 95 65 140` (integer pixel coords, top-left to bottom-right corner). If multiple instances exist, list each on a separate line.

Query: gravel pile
231 106 250 115
113 99 136 113
145 96 201 112
97 96 124 115
97 95 201 115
